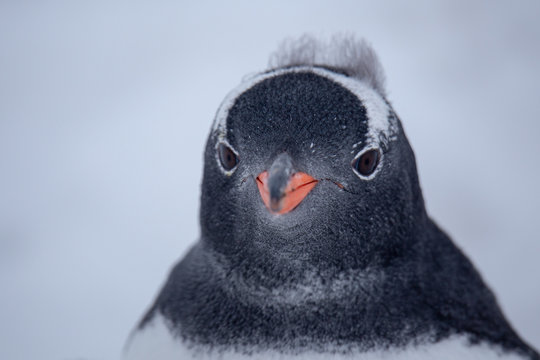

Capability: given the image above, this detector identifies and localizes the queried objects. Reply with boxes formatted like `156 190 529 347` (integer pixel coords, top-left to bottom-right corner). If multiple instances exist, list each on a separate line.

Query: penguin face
200 67 425 273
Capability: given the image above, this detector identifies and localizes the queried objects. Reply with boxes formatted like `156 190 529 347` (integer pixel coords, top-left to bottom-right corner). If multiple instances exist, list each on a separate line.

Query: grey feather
268 34 387 96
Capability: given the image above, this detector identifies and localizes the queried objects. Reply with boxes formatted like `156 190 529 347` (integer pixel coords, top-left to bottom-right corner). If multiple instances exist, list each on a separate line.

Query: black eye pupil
218 143 238 171
354 149 380 176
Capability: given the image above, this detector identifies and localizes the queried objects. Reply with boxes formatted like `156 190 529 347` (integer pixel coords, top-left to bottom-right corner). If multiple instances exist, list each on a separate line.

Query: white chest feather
124 314 527 360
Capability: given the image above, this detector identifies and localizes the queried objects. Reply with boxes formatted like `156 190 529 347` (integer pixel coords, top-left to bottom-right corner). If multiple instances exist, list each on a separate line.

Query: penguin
124 35 539 360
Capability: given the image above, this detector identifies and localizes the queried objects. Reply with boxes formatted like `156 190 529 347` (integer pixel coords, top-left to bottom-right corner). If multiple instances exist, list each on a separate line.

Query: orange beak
256 171 318 214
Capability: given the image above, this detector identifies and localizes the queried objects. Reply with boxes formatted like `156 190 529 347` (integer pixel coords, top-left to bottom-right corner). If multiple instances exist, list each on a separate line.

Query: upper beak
255 153 318 215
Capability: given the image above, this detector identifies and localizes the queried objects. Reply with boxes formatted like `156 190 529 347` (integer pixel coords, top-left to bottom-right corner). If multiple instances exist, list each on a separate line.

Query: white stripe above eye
212 66 398 147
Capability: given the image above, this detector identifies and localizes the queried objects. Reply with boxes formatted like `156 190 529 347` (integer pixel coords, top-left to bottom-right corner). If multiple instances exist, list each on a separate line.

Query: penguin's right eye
218 143 239 172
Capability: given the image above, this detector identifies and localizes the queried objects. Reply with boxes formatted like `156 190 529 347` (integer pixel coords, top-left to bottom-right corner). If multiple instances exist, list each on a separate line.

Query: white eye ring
215 139 239 176
352 146 382 180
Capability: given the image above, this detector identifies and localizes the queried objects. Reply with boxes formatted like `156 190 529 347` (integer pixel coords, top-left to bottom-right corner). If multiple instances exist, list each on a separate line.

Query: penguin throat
205 249 387 308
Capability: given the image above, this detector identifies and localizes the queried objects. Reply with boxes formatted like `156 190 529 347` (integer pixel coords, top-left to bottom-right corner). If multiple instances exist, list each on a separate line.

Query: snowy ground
0 1 539 359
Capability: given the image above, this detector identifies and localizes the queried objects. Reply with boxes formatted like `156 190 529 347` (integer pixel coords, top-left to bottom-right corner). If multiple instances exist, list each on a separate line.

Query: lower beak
256 171 318 214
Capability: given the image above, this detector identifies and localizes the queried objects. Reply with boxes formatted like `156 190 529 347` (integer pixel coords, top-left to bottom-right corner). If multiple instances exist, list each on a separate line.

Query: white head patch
212 66 398 151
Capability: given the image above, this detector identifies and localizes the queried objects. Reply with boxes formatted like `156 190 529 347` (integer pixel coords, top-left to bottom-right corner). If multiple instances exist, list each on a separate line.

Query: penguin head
200 37 426 277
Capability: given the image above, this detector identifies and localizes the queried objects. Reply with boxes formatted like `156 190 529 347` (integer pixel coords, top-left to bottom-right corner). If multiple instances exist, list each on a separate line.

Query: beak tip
269 199 282 213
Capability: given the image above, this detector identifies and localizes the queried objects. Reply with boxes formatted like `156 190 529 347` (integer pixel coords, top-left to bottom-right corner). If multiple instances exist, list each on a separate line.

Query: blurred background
1 1 539 359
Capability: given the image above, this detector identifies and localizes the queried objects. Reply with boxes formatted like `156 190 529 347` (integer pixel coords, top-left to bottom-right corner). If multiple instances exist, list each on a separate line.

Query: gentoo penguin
124 36 539 360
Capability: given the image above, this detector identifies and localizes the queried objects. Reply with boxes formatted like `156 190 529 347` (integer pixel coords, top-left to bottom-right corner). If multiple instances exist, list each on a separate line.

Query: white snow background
0 1 539 359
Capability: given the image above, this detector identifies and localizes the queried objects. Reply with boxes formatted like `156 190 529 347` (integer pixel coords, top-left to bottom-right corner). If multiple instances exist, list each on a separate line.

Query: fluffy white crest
268 34 386 96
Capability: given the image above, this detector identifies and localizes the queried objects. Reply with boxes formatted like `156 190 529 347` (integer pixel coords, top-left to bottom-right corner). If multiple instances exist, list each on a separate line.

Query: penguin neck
200 210 429 309
192 246 382 317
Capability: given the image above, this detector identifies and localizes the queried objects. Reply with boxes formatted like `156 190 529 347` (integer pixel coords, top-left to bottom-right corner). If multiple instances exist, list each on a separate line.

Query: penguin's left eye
218 143 239 172
352 148 381 178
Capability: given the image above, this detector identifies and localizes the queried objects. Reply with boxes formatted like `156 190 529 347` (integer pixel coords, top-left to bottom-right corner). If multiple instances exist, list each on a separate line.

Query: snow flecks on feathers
268 34 387 97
